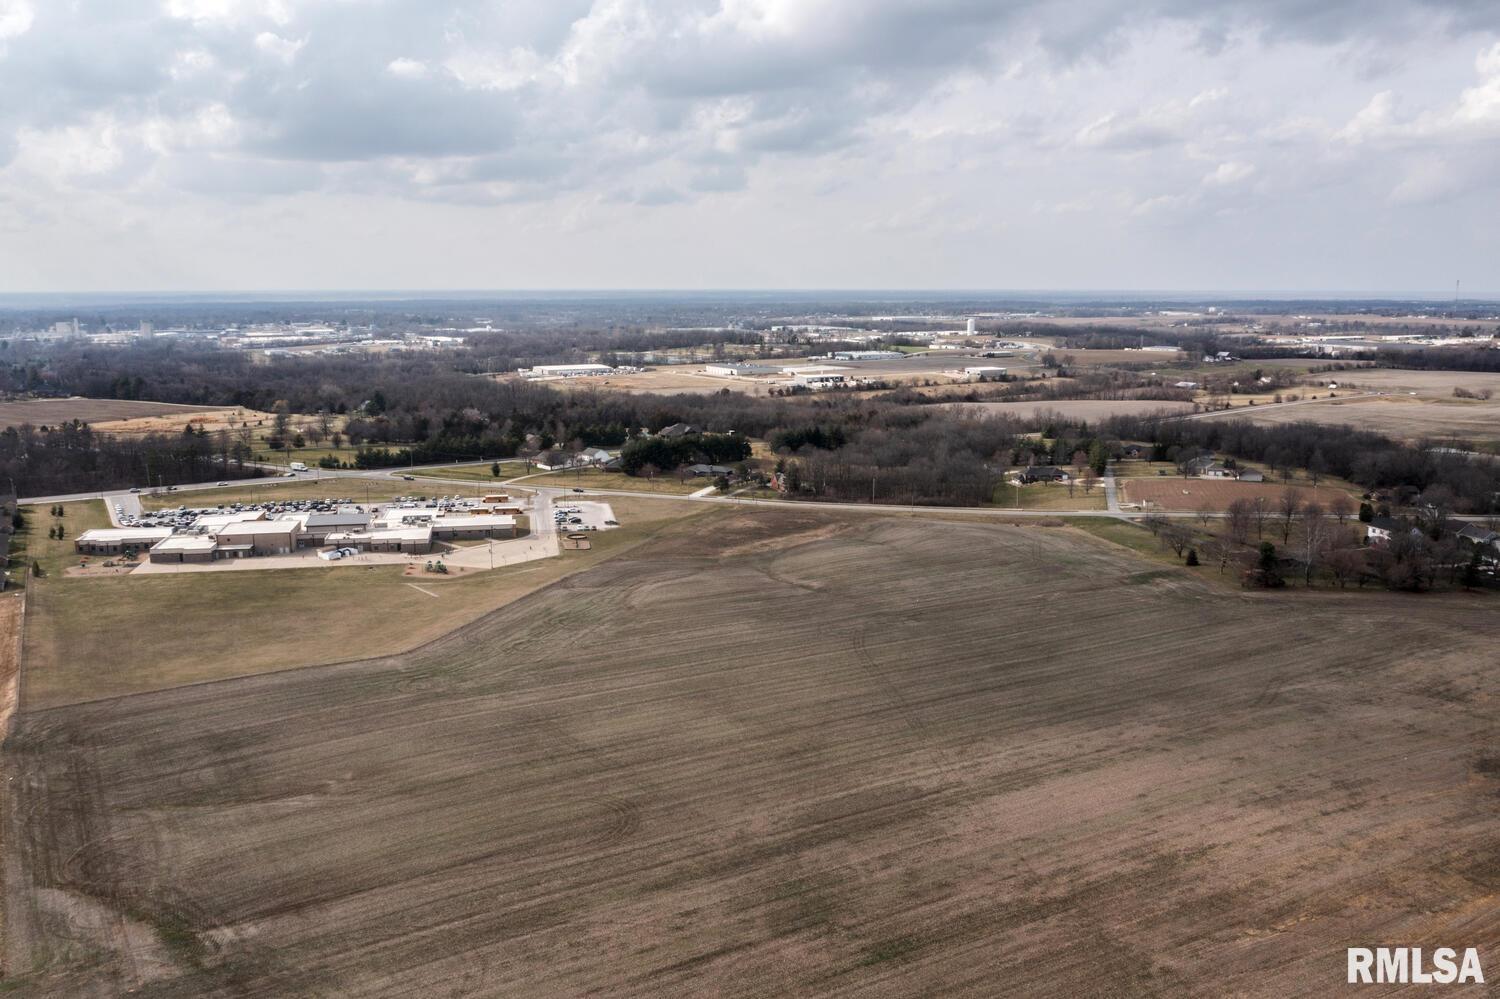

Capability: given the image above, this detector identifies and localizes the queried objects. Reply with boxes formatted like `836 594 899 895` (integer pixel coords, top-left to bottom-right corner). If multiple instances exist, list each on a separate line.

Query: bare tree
1278 488 1302 543
1328 492 1354 525
1252 495 1270 539
1323 545 1366 588
1081 471 1099 495
1161 523 1192 558
1196 504 1215 528
1225 498 1254 545
1299 503 1329 586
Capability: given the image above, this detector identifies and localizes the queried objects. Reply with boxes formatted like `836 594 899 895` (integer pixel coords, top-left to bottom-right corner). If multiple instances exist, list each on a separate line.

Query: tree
1324 545 1366 589
1328 493 1354 525
1252 495 1270 539
1358 501 1374 523
1161 523 1192 558
1299 503 1329 586
1185 547 1200 566
1307 448 1328 487
1278 488 1301 543
490 461 501 478
1463 550 1483 590
1247 542 1284 588
1225 498 1254 544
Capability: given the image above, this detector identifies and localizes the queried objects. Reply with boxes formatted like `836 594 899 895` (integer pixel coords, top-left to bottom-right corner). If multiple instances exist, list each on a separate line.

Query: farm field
1196 395 1500 444
954 399 1194 423
407 460 528 483
21 495 700 707
1121 477 1353 512
0 398 218 428
5 508 1498 996
1297 368 1500 398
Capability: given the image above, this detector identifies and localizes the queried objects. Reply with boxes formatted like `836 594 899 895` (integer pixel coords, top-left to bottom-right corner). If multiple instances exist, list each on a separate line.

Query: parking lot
550 500 617 533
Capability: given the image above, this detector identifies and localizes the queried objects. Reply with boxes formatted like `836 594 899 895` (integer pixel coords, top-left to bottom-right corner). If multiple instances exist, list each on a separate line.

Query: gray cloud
0 0 1497 290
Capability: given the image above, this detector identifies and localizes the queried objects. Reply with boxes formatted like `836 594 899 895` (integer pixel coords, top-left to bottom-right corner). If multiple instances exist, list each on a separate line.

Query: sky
0 0 1498 294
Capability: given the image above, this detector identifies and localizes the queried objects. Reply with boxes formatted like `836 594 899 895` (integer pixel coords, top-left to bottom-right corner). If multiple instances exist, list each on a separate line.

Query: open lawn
140 477 418 510
992 481 1108 510
10 499 111 579
5 508 1498 996
21 495 699 707
513 466 710 495
0 398 218 429
409 461 527 483
1121 477 1355 512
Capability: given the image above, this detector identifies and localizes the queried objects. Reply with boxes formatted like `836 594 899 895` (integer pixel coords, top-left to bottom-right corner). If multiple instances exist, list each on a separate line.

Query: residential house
1019 466 1070 484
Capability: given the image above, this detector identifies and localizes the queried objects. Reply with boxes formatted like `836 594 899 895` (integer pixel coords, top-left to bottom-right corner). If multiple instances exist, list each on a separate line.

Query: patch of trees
0 421 265 496
1103 413 1500 513
619 433 751 475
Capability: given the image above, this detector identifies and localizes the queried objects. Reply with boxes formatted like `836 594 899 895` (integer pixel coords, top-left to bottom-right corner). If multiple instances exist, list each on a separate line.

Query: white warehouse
521 363 615 379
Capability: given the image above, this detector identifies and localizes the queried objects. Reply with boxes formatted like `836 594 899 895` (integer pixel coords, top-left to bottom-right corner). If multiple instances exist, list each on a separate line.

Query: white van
289 462 309 472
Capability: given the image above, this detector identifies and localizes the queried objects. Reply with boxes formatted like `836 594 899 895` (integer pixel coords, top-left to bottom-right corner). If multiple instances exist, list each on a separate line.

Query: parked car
129 487 141 493
402 475 416 481
217 481 228 486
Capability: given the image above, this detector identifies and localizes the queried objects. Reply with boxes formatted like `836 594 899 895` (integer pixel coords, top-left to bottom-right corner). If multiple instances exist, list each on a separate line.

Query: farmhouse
1184 456 1234 478
1456 523 1500 554
657 423 699 438
687 464 734 477
75 527 173 556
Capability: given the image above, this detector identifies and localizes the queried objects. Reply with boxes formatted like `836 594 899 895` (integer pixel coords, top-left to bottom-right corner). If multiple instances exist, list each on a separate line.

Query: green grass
511 467 709 495
408 461 527 483
142 478 416 510
11 499 112 579
990 481 1108 511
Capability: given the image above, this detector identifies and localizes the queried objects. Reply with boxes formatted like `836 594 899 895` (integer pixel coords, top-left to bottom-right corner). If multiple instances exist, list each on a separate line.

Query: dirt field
0 398 218 429
1198 395 1500 443
954 399 1194 423
1121 477 1353 511
4 508 1498 996
1295 368 1500 399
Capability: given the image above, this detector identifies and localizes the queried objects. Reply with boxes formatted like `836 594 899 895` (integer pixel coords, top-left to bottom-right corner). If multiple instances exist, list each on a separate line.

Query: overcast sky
1 0 1498 294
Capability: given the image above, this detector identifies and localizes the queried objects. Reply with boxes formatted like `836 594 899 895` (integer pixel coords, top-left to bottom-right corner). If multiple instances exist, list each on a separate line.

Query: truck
289 462 309 472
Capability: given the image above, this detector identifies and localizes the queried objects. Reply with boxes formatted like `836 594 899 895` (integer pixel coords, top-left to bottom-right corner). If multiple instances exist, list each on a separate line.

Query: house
1456 523 1500 554
1122 445 1146 459
1019 466 1070 484
1236 467 1265 482
533 450 590 471
687 464 734 478
1174 380 1200 389
1185 456 1233 478
657 423 699 438
1365 516 1419 545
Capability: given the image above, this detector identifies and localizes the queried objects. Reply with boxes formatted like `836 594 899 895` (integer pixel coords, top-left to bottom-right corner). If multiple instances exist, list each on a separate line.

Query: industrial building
788 366 851 388
519 363 615 379
703 363 779 377
829 351 903 361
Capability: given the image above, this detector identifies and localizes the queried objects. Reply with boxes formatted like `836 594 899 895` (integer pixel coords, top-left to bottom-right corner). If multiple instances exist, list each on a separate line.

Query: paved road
1103 464 1121 515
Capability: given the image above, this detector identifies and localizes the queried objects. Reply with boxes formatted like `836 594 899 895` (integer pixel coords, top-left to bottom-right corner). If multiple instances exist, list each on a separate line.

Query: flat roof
151 535 218 552
432 515 515 529
329 527 432 542
77 528 173 542
193 511 266 529
212 519 301 536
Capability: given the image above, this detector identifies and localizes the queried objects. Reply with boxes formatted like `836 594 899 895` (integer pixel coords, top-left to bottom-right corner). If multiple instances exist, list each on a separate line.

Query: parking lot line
406 583 442 598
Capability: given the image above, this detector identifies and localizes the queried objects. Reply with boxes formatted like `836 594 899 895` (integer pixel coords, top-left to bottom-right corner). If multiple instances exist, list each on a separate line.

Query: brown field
5 508 1499 996
0 398 218 429
1298 368 1500 399
1121 477 1353 511
1055 348 1185 365
1198 395 1500 443
953 399 1194 423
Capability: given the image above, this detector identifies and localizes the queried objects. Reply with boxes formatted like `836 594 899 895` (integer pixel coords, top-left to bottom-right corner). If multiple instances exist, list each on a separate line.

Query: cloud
3 0 1500 290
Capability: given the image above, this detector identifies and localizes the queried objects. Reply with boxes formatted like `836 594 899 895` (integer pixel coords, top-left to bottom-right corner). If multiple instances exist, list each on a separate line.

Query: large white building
520 363 615 379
